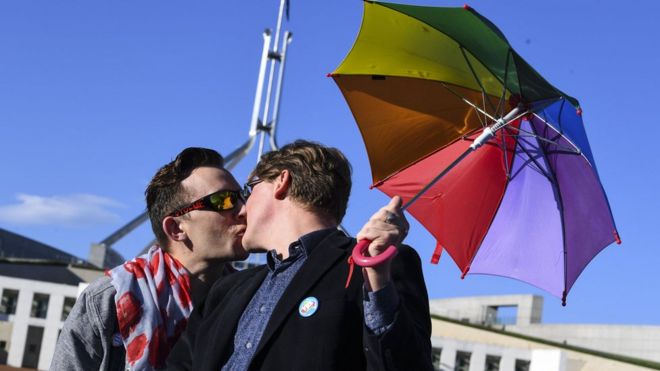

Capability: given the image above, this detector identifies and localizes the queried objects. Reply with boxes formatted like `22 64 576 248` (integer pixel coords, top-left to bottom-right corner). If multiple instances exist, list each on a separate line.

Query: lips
234 225 247 237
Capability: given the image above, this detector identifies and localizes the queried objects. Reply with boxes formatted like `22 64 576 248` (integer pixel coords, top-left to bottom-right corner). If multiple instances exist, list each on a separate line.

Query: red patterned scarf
108 246 192 370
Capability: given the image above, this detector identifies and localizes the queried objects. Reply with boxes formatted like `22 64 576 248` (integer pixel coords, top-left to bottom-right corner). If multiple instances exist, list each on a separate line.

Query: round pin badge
298 296 319 317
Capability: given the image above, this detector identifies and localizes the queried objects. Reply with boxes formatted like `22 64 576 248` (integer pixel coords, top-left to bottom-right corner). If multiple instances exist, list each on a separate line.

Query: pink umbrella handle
351 239 398 267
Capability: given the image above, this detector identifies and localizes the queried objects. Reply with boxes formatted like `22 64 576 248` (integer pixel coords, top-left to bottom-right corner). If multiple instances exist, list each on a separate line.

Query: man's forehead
182 166 238 194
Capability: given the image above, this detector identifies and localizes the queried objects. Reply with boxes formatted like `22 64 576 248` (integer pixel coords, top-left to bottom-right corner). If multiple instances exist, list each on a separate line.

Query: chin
242 241 267 253
235 250 249 261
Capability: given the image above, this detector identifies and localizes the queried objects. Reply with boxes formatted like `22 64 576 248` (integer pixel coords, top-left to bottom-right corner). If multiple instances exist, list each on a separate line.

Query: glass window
30 293 50 319
431 348 442 370
515 359 531 371
0 289 19 315
61 297 76 321
485 354 501 371
454 351 471 371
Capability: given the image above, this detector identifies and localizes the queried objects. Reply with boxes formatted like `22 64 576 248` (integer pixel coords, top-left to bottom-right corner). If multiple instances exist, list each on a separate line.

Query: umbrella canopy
331 1 619 304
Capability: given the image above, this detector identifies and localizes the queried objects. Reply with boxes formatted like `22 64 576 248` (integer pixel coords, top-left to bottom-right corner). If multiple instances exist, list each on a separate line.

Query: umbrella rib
459 46 498 116
528 112 592 166
501 127 512 179
478 94 488 128
510 127 581 155
502 136 511 179
511 50 526 100
438 81 499 123
496 49 512 119
497 50 514 176
528 120 569 305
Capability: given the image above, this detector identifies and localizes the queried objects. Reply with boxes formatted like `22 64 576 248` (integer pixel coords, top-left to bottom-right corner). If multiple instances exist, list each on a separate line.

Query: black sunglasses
242 178 264 200
167 189 246 218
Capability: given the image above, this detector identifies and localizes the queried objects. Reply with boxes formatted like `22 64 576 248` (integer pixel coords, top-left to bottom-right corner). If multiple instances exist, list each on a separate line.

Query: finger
356 222 398 241
384 195 403 214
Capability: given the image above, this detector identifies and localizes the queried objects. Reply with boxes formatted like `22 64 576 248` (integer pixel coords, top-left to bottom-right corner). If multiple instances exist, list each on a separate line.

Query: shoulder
79 276 116 311
72 276 118 334
54 276 122 370
396 244 422 263
390 243 423 274
81 275 115 298
202 264 267 311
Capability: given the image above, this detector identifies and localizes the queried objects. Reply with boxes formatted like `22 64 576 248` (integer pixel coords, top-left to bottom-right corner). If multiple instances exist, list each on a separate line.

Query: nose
236 197 247 220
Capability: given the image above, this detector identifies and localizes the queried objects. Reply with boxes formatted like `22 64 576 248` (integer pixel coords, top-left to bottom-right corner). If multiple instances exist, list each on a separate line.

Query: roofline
0 257 103 271
431 314 660 370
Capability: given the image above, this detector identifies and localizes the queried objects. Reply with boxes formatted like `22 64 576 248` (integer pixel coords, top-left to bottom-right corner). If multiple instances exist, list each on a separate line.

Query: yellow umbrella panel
332 2 509 184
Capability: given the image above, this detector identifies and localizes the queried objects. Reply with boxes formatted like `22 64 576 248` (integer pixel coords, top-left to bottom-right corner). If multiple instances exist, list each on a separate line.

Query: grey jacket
50 276 126 371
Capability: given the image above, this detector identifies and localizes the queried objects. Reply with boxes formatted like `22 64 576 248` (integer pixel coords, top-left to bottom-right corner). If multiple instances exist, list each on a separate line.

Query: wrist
362 263 392 292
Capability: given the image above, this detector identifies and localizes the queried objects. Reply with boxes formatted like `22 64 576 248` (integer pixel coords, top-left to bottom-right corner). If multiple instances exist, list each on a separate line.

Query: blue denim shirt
222 228 398 370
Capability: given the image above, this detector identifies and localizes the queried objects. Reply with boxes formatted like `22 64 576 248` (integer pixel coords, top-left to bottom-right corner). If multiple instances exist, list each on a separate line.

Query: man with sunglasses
167 140 432 370
52 147 248 370
52 146 406 371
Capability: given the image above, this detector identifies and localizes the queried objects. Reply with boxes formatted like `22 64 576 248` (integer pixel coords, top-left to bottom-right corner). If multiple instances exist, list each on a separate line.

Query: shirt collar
266 227 337 271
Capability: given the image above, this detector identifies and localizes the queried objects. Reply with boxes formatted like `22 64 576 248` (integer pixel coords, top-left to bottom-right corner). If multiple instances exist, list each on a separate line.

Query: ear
161 216 187 243
273 170 291 200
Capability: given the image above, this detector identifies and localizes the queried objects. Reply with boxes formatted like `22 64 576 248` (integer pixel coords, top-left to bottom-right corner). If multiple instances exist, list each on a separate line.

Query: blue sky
1 1 658 325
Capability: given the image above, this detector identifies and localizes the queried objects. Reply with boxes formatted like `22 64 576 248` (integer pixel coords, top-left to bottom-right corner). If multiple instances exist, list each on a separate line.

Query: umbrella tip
576 107 583 116
371 180 385 189
430 243 443 264
561 291 567 306
463 4 471 10
327 73 334 78
614 230 622 244
460 266 470 279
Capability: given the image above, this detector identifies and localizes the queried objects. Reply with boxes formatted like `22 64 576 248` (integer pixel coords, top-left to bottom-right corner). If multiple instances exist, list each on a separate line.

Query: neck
168 246 229 302
269 205 336 260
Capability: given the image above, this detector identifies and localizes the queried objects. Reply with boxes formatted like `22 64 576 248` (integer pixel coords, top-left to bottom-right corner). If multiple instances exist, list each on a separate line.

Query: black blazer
167 230 433 371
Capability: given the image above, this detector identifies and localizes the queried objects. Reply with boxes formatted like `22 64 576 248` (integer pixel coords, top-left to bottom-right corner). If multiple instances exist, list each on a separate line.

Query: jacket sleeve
363 244 434 371
51 279 118 371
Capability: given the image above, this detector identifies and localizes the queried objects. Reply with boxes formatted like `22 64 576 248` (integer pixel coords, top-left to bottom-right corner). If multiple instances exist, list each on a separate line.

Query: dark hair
145 147 224 247
250 140 352 223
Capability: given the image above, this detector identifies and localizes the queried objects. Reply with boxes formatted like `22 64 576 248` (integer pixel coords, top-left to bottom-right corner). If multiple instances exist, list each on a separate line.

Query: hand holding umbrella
355 196 409 290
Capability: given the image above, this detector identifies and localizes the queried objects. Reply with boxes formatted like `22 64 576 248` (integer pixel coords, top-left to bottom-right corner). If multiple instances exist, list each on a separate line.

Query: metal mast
89 0 293 268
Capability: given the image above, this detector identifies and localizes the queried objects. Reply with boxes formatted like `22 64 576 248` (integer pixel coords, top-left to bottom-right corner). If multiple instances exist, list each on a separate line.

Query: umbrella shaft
401 105 523 211
401 147 473 211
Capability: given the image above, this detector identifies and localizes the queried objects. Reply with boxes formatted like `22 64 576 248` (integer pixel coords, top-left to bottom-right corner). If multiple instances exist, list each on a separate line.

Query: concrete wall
430 295 544 326
431 318 653 371
0 275 78 370
507 324 660 364
430 295 660 365
431 335 539 371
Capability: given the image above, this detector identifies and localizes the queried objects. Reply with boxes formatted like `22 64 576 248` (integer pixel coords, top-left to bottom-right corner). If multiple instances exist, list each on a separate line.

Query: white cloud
0 193 124 226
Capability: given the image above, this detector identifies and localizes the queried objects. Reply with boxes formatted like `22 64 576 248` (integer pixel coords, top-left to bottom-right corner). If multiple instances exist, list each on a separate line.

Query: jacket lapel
202 267 269 370
253 231 352 356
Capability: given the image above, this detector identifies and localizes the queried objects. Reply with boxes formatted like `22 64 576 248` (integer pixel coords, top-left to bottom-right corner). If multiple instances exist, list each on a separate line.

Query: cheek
245 203 258 224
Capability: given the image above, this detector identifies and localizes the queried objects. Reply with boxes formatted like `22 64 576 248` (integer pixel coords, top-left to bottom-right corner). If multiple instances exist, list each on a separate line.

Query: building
0 229 104 370
0 226 266 370
429 295 660 370
3 227 660 370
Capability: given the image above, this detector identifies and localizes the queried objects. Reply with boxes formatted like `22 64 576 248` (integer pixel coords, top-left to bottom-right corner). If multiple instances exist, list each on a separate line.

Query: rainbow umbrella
331 1 619 304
